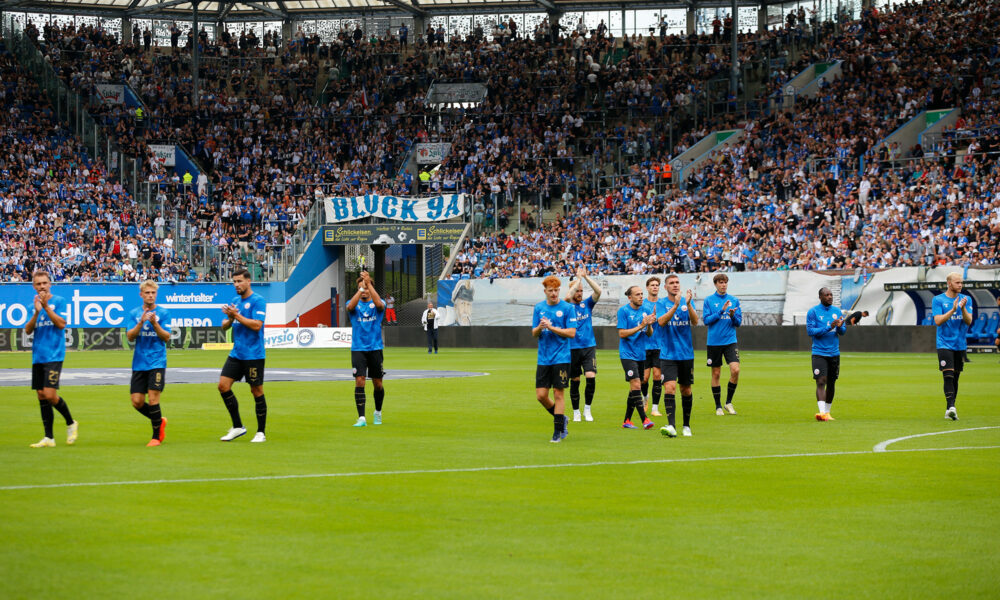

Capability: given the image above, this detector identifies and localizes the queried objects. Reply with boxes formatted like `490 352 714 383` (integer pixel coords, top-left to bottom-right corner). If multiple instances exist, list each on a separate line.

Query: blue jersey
617 302 653 361
932 293 970 351
570 296 597 350
229 293 267 360
348 299 385 351
806 303 845 357
703 292 742 346
31 294 67 364
533 300 577 365
130 306 172 370
643 298 662 350
658 297 695 361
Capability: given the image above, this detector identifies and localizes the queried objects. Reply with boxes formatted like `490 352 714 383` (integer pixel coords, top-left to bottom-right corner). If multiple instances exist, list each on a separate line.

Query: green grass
1 348 998 599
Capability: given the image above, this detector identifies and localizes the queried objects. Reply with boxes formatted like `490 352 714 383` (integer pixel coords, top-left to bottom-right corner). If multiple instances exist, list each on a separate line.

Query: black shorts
31 361 62 390
660 359 695 386
130 368 166 394
570 347 597 378
644 349 661 372
707 343 740 367
620 358 643 382
221 356 265 386
536 363 569 389
811 355 840 381
937 349 966 373
352 350 385 379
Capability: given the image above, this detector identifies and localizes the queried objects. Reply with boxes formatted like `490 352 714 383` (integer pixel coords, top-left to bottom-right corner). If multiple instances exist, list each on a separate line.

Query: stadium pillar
730 0 739 96
758 0 768 34
122 18 132 43
192 0 200 108
685 7 695 36
371 244 386 298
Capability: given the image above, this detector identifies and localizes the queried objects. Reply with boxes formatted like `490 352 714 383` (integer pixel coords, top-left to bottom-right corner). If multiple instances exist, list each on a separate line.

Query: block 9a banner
324 194 465 223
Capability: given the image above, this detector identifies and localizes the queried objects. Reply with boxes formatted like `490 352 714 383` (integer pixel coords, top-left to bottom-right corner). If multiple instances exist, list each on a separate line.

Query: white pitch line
872 426 1000 453
2 445 999 492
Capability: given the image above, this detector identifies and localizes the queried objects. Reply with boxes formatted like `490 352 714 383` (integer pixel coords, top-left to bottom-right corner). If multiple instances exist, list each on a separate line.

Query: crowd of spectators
458 0 1000 277
7 0 999 284
0 44 194 282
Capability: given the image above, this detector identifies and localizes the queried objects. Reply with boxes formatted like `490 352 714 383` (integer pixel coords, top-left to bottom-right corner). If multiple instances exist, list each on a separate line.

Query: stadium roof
1 0 761 21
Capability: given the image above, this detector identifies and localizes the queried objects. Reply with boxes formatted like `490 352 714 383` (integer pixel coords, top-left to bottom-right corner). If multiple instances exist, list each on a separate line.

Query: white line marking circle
872 426 1000 453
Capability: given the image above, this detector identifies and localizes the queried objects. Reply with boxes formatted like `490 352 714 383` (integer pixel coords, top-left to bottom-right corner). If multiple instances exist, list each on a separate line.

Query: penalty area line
2 445 999 492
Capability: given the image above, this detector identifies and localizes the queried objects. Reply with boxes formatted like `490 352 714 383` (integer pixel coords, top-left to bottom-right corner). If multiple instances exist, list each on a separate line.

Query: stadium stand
3 0 999 283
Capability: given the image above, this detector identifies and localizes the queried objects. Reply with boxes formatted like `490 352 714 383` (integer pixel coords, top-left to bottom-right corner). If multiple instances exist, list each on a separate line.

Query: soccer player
348 270 386 427
657 274 699 437
642 277 663 416
565 266 601 422
932 272 973 420
126 280 171 446
531 275 577 443
703 273 742 415
24 270 77 448
806 287 846 422
618 285 656 430
218 268 268 442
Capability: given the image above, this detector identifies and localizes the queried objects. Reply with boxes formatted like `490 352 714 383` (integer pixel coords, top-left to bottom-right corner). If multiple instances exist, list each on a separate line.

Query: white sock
825 402 832 414
817 400 825 414
357 416 366 422
573 409 581 416
374 410 381 417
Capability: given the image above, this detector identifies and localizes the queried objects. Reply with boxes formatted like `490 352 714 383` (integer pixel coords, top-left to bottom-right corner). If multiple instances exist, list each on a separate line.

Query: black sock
221 390 243 428
712 385 722 409
584 377 595 406
39 398 54 439
726 382 737 405
652 380 662 407
254 395 267 434
373 387 384 412
134 403 152 418
826 380 836 406
953 371 960 397
54 397 73 425
682 394 693 427
634 390 648 422
664 393 676 427
624 390 636 422
570 379 581 410
354 386 366 418
554 413 564 436
942 371 956 409
148 403 162 439
640 381 649 399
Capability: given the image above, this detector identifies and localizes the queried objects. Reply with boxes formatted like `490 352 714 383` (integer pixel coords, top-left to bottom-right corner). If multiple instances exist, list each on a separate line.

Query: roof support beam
378 0 427 18
217 0 236 22
128 0 193 16
242 1 286 19
534 0 559 12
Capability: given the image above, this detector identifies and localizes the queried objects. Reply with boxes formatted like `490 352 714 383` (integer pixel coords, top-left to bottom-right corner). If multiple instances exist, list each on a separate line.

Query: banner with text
149 144 176 167
264 327 353 349
95 84 125 105
414 143 452 164
324 193 465 223
321 223 466 245
0 283 273 329
426 83 487 105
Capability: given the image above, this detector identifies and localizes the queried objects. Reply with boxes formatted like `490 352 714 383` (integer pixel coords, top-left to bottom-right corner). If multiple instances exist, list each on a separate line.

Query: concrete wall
670 129 744 189
386 326 938 353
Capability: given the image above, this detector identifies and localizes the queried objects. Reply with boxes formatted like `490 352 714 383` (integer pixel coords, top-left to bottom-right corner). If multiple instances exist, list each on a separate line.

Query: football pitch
1 347 997 599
